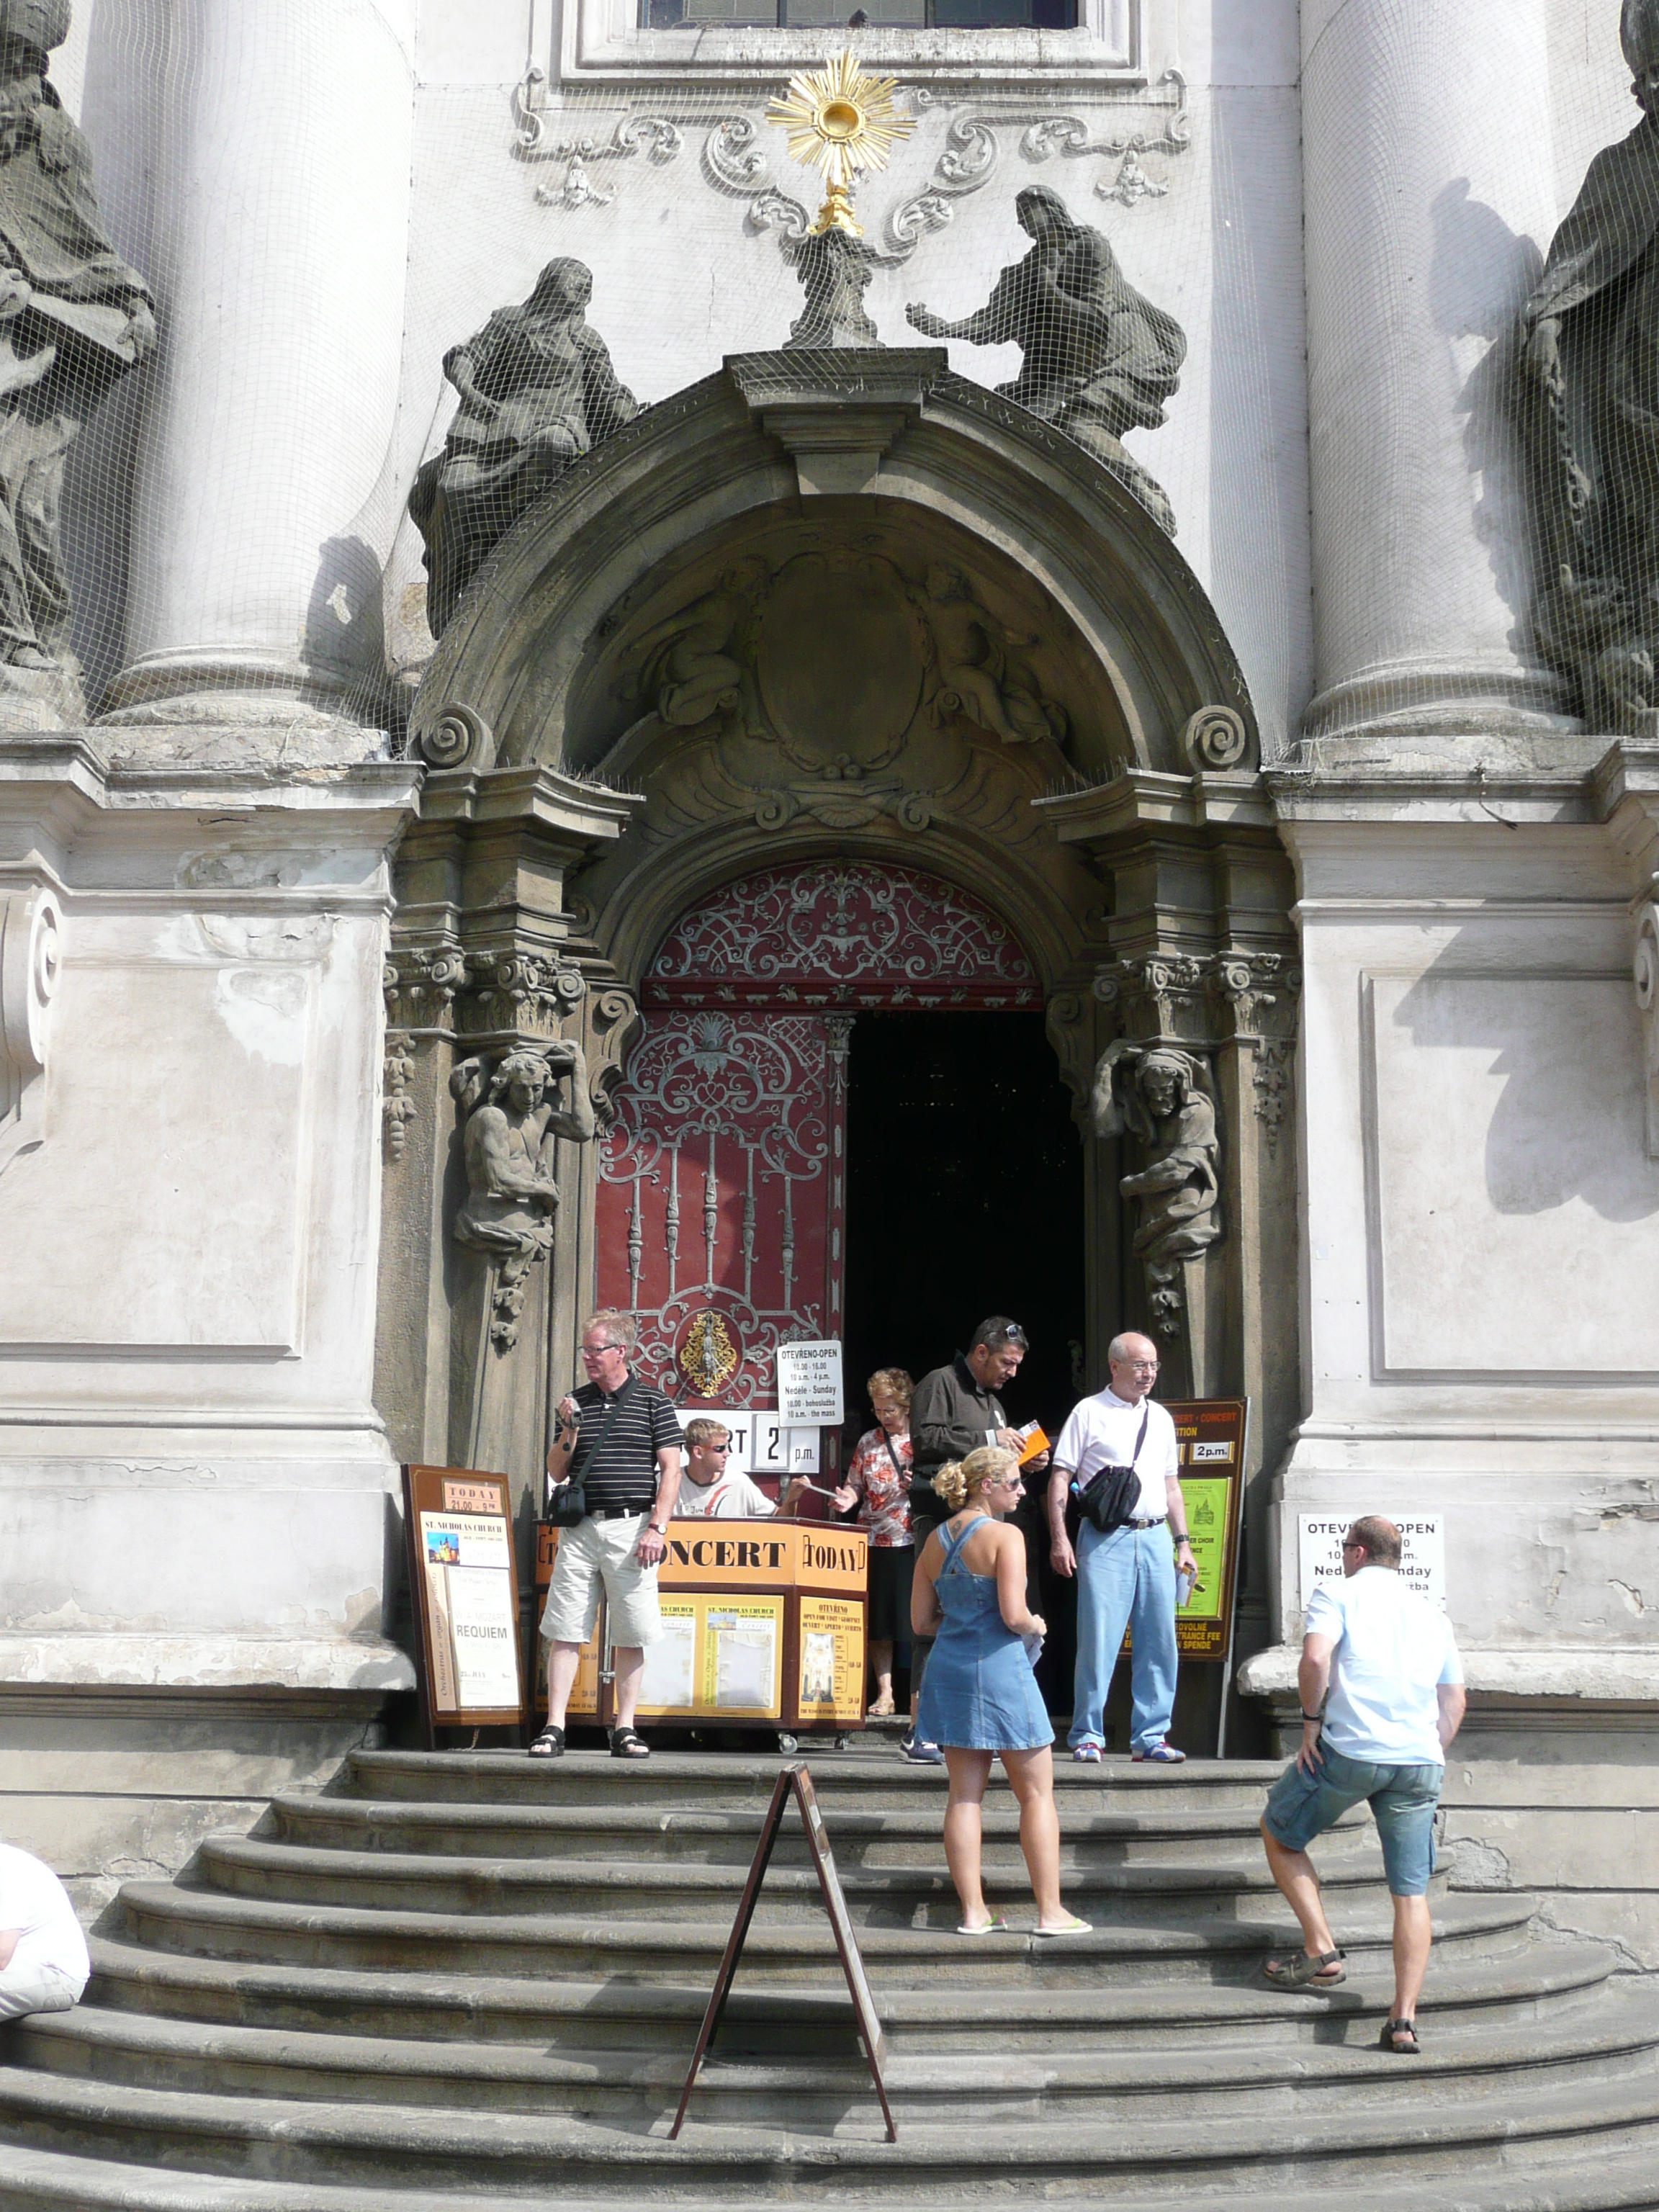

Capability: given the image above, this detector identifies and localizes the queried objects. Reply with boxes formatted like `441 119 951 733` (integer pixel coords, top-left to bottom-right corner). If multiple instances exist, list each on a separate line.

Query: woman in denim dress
912 1447 1090 1936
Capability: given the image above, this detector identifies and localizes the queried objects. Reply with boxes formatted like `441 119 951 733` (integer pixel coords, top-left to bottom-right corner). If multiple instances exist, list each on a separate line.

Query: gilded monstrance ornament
765 50 916 238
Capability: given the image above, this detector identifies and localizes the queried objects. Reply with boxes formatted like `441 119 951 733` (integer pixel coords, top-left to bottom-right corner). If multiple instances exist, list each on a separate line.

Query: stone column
1300 0 1573 744
103 0 415 724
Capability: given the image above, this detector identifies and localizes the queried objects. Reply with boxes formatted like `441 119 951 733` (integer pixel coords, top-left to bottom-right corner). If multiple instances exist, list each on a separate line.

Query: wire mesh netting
20 1 1657 755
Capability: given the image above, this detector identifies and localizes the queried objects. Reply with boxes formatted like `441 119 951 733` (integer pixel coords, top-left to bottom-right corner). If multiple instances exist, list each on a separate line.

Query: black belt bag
1074 1407 1151 1535
546 1378 637 1529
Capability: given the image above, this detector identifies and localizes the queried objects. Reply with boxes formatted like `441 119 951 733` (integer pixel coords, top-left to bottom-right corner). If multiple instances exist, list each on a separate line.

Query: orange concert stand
535 1519 868 1737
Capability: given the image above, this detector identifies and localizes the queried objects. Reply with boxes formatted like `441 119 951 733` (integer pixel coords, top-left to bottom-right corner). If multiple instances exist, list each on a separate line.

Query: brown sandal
1380 2017 1421 2054
1262 1947 1346 1988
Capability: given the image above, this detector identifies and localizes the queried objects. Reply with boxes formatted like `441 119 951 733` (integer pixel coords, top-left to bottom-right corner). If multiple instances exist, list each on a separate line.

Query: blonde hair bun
932 1444 1018 1512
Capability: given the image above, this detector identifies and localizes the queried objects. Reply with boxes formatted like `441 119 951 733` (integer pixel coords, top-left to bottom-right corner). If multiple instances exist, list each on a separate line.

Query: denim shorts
1262 1743 1443 1897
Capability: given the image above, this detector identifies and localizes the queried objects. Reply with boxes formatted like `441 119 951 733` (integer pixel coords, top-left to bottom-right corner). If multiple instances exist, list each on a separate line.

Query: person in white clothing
673 1419 809 1519
1046 1332 1197 1762
1259 1515 1467 2056
0 1840 90 2021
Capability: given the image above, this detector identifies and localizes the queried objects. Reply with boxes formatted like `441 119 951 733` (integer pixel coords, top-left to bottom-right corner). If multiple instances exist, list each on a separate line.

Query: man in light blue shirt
1258 1516 1466 2056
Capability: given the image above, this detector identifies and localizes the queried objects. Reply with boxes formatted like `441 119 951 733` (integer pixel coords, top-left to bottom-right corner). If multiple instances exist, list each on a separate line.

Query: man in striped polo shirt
533 1309 683 1761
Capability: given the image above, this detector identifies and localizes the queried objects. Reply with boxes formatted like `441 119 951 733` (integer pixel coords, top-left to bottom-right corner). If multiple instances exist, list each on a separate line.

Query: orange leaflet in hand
1015 1423 1050 1467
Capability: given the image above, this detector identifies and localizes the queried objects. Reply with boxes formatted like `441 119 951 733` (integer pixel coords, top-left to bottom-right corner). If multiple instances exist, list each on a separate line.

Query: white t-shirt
1305 1568 1464 1766
0 1843 90 1990
673 1470 778 1519
1051 1388 1178 1521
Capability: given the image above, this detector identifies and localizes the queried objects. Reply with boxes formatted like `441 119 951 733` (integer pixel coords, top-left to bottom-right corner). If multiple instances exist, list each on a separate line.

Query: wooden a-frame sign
670 1762 896 2141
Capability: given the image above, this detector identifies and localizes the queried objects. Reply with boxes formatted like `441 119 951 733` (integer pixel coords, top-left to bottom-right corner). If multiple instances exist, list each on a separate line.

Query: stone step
1 2059 1656 2198
114 1879 1539 1990
9 2139 1659 2212
269 1789 1370 1871
191 1832 1410 1927
81 1930 1614 2051
343 1748 1290 1813
14 1979 1653 2125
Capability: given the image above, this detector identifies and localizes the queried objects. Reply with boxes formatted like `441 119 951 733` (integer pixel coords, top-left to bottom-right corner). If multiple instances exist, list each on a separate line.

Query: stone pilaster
1299 0 1573 745
374 764 644 1516
102 0 416 725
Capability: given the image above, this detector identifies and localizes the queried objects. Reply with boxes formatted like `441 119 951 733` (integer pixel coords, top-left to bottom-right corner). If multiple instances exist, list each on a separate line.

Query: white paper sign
1297 1514 1446 1611
444 1563 522 1705
673 1408 819 1475
775 1339 844 1426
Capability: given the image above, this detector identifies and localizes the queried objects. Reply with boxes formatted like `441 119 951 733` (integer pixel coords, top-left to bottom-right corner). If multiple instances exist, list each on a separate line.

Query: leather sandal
1262 1947 1346 1988
608 1725 650 1760
1379 2017 1421 2054
527 1723 565 1760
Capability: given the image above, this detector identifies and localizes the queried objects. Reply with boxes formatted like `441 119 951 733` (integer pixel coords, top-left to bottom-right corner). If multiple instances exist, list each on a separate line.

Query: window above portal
548 0 1143 89
644 0 1078 28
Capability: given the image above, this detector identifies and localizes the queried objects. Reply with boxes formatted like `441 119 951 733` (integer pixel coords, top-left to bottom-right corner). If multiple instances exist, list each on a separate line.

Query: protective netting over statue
24 0 1658 755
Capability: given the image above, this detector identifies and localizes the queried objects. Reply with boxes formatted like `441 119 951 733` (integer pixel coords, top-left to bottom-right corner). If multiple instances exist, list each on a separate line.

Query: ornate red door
595 1008 848 1406
595 862 1040 1406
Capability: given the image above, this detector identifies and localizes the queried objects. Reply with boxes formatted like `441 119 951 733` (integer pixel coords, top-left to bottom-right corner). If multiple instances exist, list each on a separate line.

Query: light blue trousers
1069 1520 1179 1753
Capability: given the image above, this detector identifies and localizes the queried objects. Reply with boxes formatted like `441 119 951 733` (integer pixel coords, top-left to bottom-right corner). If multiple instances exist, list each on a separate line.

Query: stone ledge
0 1635 414 1695
1240 1645 1659 1706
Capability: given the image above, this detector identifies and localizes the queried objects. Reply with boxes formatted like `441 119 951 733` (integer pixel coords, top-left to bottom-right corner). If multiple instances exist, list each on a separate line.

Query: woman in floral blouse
833 1367 915 1719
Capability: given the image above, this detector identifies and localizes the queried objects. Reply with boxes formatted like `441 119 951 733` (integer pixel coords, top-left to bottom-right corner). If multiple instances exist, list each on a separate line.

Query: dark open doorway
842 1010 1086 1447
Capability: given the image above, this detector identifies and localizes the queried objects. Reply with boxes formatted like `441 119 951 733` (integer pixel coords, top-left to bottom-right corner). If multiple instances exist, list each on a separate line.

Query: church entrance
841 1009 1084 1444
593 862 1082 1461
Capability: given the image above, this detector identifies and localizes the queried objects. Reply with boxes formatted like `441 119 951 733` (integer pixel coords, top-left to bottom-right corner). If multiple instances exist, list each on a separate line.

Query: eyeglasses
1341 1539 1365 1553
707 1444 732 1455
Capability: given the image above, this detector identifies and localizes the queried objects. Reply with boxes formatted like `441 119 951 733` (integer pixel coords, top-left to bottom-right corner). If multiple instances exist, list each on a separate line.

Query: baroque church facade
4 0 1659 1972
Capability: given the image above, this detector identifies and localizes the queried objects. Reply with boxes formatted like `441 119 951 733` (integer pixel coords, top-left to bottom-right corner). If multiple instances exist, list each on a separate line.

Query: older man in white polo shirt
1046 1331 1197 1763
0 1840 89 2020
1259 1514 1466 2056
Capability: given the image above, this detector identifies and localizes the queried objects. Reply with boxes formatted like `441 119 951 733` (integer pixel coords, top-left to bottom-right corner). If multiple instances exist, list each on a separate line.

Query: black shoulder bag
1075 1406 1151 1535
545 1377 638 1528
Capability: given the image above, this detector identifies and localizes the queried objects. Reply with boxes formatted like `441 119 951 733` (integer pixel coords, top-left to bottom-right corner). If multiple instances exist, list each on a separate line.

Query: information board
1117 1399 1248 1664
403 1464 528 1744
775 1339 845 1426
1298 1514 1446 1609
796 1595 866 1722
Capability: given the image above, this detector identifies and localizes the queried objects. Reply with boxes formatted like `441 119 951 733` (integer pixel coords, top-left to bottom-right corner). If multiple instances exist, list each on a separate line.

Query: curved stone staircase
0 1748 1656 2209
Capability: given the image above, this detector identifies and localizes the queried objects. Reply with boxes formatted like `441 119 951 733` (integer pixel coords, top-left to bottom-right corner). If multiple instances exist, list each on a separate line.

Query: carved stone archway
376 350 1300 1700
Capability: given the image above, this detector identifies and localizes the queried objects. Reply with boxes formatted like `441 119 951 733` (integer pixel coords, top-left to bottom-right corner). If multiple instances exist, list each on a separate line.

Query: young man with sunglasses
673 1418 809 1519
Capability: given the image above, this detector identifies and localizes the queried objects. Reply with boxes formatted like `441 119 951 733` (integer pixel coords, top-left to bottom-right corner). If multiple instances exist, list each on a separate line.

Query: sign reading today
675 1406 820 1475
775 1339 844 1426
1297 1514 1446 1610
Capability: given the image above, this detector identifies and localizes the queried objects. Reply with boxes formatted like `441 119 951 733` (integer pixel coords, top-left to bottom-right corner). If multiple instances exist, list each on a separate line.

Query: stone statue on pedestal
449 1041 595 1352
1092 1042 1221 1337
410 259 637 639
1523 0 1659 732
906 185 1185 534
0 0 152 718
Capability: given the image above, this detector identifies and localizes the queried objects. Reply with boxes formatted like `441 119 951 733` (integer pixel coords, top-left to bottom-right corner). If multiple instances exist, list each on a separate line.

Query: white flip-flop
955 1916 1011 1934
1033 1916 1094 1937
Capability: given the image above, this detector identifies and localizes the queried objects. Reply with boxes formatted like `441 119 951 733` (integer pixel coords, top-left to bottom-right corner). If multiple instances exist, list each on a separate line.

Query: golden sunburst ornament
765 50 916 238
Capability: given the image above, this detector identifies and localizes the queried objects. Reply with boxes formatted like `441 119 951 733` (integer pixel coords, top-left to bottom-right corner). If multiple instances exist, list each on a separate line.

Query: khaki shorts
539 1512 662 1650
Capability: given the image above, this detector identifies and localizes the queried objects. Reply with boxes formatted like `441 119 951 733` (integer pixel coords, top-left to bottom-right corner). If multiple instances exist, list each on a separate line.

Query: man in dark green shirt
902 1318 1050 1762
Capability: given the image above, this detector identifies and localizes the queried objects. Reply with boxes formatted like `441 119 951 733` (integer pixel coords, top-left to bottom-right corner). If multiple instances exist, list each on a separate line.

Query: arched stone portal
377 350 1301 1708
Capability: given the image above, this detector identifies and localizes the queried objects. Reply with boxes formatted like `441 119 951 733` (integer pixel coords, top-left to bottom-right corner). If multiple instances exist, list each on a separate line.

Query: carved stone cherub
448 1042 595 1349
1092 1042 1221 1334
630 556 769 732
912 563 1062 745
